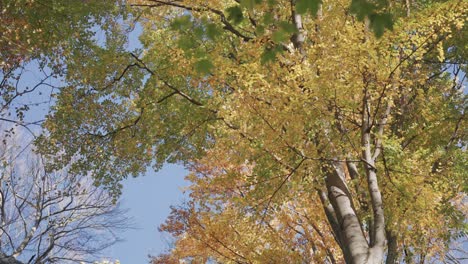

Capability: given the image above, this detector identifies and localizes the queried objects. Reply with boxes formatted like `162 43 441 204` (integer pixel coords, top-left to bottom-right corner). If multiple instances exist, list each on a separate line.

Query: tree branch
144 0 253 41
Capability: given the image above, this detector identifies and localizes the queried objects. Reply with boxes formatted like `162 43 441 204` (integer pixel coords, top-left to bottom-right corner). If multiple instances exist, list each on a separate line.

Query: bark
325 165 369 264
319 87 390 263
291 5 305 53
405 0 411 17
385 230 399 264
0 254 22 264
360 89 386 263
318 190 346 252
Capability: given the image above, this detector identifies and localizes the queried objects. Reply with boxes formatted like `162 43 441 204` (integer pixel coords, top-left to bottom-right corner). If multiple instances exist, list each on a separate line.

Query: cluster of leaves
0 0 126 71
0 1 137 263
36 0 467 263
0 0 128 129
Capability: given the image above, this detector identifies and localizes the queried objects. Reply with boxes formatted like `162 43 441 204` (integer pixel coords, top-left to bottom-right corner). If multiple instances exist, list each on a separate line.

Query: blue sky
5 22 191 263
106 165 189 263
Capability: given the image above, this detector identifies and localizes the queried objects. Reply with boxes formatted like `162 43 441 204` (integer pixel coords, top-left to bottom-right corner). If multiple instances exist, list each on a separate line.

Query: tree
39 0 467 263
0 0 128 132
0 130 131 264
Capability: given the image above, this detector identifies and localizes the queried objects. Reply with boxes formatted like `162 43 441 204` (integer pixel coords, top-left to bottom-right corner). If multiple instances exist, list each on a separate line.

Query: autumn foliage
34 0 468 263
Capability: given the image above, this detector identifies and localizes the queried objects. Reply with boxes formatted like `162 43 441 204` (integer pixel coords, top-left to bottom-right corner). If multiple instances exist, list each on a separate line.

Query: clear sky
106 165 189 264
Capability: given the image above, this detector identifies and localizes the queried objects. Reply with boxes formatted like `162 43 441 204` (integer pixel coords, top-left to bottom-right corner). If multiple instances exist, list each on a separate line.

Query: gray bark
325 164 369 264
0 254 22 264
386 230 399 264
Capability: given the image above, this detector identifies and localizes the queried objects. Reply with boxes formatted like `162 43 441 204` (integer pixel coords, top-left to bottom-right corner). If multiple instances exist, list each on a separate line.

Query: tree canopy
0 0 128 130
29 0 468 263
0 1 133 263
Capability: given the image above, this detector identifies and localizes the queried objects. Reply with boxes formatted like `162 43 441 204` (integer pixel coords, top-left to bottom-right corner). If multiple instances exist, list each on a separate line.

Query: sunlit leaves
39 1 468 262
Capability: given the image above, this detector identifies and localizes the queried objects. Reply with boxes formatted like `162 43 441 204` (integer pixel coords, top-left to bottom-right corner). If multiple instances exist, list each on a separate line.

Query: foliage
38 0 467 263
0 0 128 129
0 2 135 263
0 0 125 68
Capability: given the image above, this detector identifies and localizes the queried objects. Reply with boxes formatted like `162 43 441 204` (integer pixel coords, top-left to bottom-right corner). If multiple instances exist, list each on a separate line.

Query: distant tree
0 131 131 264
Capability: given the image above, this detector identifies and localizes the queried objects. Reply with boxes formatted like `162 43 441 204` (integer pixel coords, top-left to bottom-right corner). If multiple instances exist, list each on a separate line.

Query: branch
372 103 392 160
317 189 342 246
361 86 385 251
259 158 306 223
130 53 206 107
290 0 306 54
144 0 253 41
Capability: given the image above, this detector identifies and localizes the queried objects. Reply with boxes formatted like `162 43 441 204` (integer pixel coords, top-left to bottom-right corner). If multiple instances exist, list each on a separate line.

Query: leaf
350 0 376 21
177 35 196 51
261 48 277 64
194 59 214 74
272 22 297 42
240 0 262 10
278 21 297 34
205 22 221 40
226 6 244 24
272 30 289 42
170 15 192 31
263 13 274 24
350 0 393 37
296 0 322 16
261 45 282 64
256 25 265 35
369 13 393 38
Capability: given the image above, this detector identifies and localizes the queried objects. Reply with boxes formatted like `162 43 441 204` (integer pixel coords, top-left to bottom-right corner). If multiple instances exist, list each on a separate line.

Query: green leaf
263 13 273 24
177 35 196 51
170 15 192 31
349 0 393 37
279 21 298 34
205 23 221 40
226 6 244 24
240 0 262 10
194 59 214 74
272 29 289 42
194 26 205 39
256 25 265 35
350 0 376 21
267 0 277 6
369 13 393 38
296 0 322 16
261 45 282 64
261 49 276 64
